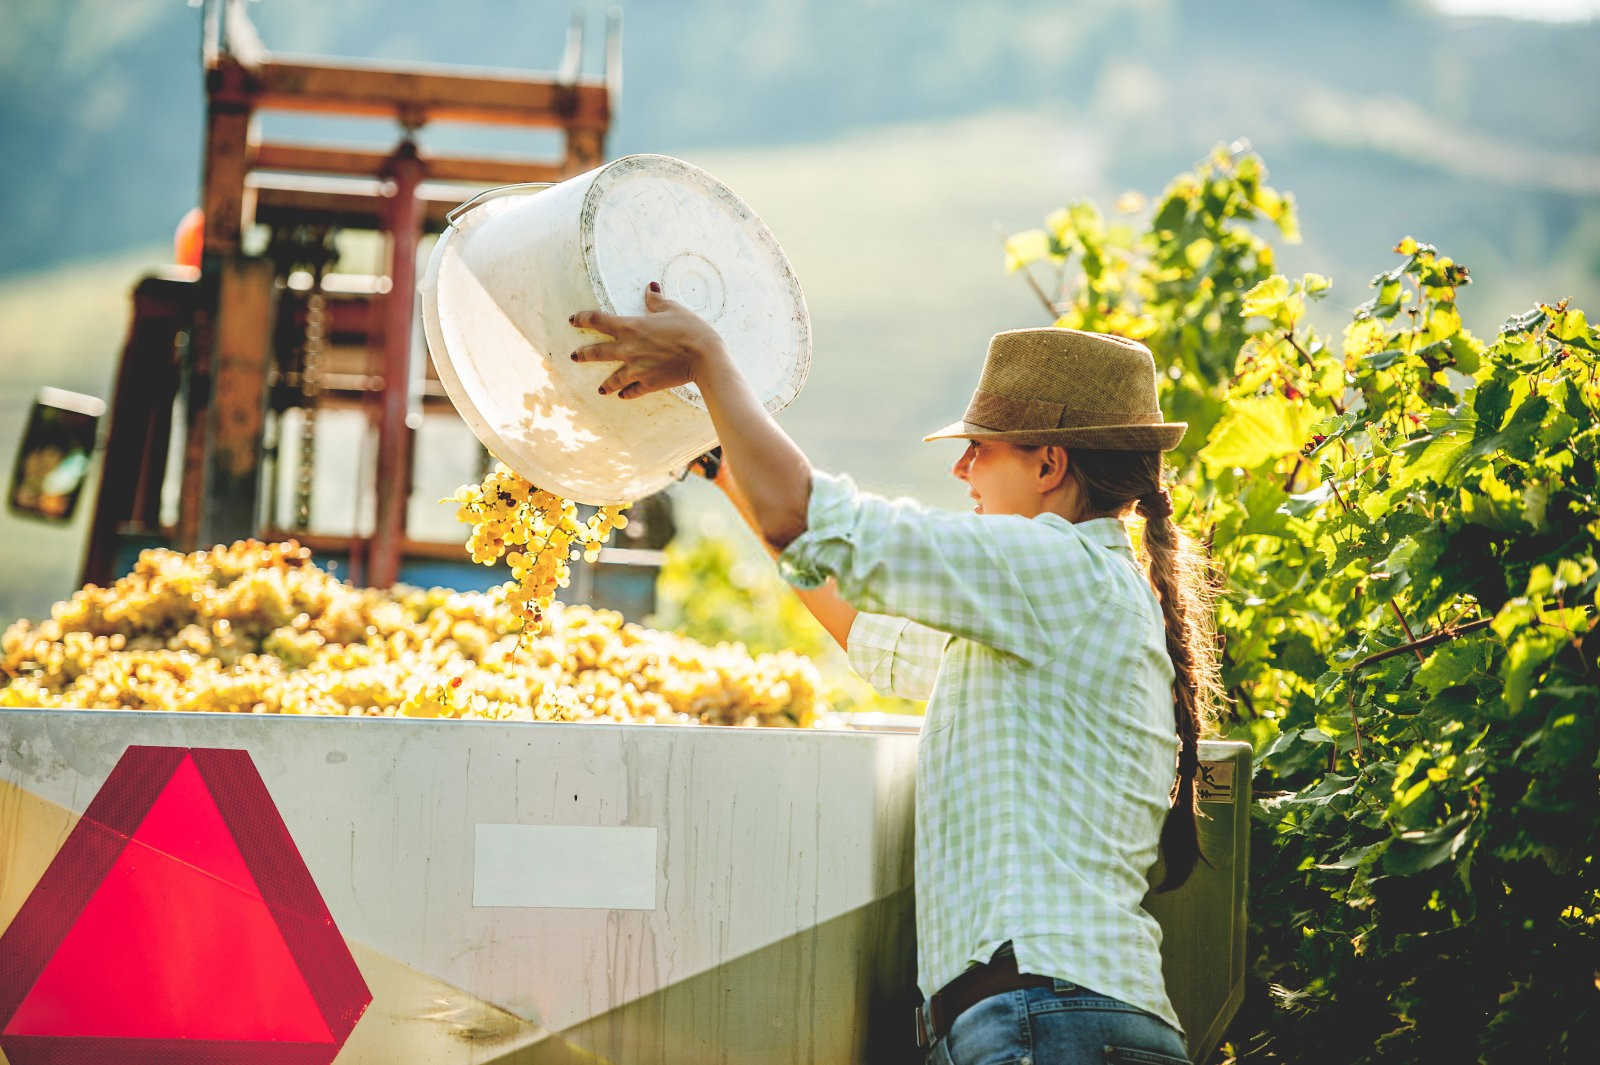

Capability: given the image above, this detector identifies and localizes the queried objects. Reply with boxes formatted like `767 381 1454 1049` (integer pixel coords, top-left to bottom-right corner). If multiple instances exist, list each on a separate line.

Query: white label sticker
474 825 658 909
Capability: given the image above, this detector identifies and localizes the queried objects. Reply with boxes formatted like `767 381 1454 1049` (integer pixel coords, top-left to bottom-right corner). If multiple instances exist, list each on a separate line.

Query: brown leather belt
913 948 1055 1050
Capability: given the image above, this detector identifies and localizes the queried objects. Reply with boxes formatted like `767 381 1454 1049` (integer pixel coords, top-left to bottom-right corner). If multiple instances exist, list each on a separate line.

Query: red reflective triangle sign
127 753 263 900
0 746 371 1065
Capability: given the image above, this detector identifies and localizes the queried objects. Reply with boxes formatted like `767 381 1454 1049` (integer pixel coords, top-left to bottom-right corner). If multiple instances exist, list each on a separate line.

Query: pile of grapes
0 539 825 727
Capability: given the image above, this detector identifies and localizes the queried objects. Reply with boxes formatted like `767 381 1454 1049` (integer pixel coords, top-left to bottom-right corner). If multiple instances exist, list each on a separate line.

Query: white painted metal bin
0 710 1247 1064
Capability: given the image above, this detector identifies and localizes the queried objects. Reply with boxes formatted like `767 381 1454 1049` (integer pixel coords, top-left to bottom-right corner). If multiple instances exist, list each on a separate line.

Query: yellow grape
0 539 828 729
445 464 630 647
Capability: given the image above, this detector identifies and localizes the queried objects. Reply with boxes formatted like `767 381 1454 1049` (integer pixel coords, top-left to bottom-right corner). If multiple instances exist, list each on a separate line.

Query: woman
570 284 1218 1065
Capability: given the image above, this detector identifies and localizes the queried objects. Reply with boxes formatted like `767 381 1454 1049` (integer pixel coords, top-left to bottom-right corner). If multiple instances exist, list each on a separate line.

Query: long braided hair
1061 447 1222 893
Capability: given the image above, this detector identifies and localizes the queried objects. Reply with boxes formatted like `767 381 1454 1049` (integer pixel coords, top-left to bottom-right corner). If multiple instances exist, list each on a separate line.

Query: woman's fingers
600 365 656 396
571 339 632 364
597 368 679 399
575 338 674 395
572 284 689 336
605 374 671 399
568 309 642 336
572 284 707 399
642 285 685 314
597 365 632 395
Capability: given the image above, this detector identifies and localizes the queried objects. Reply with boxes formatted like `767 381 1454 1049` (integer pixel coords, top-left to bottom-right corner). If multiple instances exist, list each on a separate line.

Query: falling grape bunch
446 462 630 646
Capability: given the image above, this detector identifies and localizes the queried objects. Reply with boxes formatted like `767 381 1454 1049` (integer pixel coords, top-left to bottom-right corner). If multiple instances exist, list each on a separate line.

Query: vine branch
1000 231 1065 321
1023 267 1061 321
1324 472 1426 662
1351 615 1494 672
1342 615 1495 764
1283 329 1313 366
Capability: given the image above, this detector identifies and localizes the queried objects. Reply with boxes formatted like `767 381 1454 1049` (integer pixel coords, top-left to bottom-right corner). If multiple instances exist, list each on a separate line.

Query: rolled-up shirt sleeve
847 612 949 700
778 469 1053 663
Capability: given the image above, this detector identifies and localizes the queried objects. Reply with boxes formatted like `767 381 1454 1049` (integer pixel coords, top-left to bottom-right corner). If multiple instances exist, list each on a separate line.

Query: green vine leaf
1200 394 1321 474
1415 637 1492 696
1381 812 1476 875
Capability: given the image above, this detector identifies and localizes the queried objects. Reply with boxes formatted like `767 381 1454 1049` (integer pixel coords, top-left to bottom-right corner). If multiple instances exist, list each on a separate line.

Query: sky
1430 0 1600 18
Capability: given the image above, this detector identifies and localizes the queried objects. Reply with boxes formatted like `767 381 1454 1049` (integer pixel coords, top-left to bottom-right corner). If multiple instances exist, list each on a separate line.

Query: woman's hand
569 284 726 399
576 282 814 551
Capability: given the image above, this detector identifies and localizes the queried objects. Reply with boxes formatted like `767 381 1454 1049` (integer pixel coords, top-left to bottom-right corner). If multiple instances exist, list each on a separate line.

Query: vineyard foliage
1005 148 1599 1062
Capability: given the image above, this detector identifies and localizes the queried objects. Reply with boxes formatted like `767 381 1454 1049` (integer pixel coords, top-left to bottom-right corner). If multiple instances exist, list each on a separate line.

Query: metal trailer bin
0 709 1247 1064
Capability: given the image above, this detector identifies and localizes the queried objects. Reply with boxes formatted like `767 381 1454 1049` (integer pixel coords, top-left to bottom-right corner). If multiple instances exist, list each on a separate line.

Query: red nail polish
648 281 661 293
597 386 606 394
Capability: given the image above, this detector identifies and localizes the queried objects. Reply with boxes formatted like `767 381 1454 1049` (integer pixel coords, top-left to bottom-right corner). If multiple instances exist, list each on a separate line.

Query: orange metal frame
84 0 618 588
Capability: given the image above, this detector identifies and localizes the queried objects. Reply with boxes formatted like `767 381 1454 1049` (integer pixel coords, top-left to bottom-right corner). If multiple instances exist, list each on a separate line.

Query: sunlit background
2 0 1597 620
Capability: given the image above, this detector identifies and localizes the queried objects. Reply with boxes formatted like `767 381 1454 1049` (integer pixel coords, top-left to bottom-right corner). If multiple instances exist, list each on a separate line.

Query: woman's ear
1038 445 1070 492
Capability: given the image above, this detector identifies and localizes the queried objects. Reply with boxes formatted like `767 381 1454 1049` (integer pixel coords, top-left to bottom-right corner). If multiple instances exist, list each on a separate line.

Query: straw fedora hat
923 328 1186 451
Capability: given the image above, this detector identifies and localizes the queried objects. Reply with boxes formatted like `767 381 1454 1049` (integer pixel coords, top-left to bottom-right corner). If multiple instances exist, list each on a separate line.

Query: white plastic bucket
418 154 812 504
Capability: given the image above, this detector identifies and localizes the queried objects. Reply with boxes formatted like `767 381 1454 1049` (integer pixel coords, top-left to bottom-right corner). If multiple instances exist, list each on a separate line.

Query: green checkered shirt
779 470 1183 1034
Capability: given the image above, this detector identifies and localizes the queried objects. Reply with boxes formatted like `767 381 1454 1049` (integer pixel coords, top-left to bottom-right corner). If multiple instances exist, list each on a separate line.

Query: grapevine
1007 151 1600 1062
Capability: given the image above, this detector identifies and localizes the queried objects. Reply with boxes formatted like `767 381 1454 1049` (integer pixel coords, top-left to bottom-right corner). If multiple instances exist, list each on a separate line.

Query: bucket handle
445 182 557 229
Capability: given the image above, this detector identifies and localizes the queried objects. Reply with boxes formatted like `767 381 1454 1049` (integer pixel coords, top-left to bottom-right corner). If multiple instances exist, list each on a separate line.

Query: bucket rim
574 154 812 418
416 154 812 503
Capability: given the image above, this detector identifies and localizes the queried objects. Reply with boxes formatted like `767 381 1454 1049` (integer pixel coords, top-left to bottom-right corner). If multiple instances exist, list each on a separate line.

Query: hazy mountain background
2 0 1598 619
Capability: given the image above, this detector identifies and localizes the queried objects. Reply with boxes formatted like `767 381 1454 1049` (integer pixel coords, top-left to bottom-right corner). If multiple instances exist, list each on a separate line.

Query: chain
267 223 338 531
294 283 326 529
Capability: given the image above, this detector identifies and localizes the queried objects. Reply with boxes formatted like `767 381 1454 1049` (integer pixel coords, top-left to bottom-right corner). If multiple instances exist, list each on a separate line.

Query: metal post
200 257 277 549
80 276 194 586
369 141 424 587
178 53 255 551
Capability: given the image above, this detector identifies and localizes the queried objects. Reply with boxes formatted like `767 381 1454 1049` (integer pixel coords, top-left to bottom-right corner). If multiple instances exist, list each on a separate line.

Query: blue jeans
924 979 1190 1065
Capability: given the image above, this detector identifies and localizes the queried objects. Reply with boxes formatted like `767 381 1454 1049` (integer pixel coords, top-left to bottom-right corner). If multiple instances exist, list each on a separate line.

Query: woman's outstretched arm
701 451 856 651
572 285 1041 663
570 285 812 549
